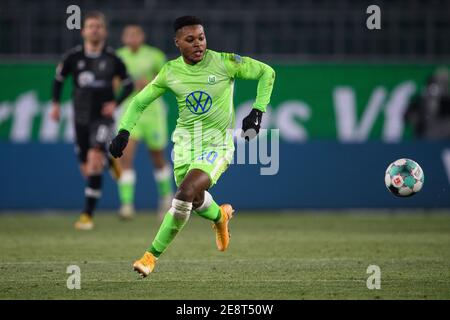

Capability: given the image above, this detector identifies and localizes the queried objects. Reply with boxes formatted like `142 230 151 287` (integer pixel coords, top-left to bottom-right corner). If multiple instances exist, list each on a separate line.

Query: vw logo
186 91 212 115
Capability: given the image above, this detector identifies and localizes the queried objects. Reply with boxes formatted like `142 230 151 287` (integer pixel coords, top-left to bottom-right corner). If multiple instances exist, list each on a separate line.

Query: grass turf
0 211 449 300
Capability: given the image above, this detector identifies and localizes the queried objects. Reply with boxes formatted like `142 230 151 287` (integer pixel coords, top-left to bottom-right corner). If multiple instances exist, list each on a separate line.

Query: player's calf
77 148 105 228
87 148 105 174
154 164 174 221
193 191 234 251
134 198 192 276
118 169 136 220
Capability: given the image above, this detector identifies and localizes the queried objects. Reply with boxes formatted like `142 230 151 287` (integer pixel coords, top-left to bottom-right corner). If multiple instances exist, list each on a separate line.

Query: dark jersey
54 45 132 125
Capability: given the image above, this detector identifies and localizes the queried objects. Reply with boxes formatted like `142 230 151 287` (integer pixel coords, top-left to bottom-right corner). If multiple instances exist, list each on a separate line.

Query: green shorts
121 98 168 150
173 143 234 188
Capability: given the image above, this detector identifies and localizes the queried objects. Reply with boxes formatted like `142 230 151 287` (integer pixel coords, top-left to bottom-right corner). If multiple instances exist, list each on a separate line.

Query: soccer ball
385 158 424 197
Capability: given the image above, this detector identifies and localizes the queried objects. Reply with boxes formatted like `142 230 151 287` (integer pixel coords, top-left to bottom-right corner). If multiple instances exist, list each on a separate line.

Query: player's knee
87 149 104 174
175 183 197 202
169 198 192 221
192 191 205 209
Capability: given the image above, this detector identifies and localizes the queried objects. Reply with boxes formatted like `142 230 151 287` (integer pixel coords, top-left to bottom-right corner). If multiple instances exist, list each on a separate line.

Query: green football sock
156 178 172 197
195 200 221 222
194 191 221 222
154 165 173 197
118 169 135 205
149 199 192 257
119 182 134 205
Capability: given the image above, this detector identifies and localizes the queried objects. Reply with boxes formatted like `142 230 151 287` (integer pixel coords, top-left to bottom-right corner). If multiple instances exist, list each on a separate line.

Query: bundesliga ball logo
385 158 425 197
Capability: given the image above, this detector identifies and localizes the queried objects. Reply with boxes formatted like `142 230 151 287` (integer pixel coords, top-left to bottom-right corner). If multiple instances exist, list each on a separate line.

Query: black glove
109 129 130 158
241 108 263 141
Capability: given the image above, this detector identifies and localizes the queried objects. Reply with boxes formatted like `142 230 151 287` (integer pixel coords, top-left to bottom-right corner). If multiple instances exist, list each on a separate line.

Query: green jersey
120 49 275 148
116 44 166 85
116 45 168 149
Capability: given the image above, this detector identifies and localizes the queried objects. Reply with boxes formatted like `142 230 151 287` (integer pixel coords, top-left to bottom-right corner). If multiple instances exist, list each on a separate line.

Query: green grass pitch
0 211 449 299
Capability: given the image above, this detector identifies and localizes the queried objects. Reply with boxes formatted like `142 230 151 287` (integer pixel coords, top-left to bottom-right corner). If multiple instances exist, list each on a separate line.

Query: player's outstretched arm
223 53 276 140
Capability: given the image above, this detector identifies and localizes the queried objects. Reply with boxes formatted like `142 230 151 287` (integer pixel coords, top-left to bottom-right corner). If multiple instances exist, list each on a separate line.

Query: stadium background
0 0 449 210
1 0 450 302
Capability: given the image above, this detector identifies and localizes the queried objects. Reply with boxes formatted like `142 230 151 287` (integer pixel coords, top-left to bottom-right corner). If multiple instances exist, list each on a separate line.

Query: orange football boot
133 251 157 277
212 204 234 251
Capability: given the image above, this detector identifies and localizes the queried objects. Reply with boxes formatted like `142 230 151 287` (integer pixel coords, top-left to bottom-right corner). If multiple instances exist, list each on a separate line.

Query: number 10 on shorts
197 150 218 164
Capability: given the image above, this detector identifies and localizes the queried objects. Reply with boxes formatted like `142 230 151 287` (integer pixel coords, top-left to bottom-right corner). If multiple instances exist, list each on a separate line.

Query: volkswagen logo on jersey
186 91 212 115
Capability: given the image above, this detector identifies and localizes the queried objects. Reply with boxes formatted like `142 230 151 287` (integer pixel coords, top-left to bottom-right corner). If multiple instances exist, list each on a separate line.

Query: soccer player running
51 12 133 230
116 25 173 220
109 16 275 277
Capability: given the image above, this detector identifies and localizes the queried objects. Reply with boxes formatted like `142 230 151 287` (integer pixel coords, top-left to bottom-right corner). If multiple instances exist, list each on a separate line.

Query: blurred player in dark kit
51 11 133 230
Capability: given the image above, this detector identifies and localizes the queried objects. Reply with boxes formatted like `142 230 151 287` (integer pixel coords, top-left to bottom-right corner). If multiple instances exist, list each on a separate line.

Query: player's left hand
102 101 117 118
50 102 60 121
241 108 263 141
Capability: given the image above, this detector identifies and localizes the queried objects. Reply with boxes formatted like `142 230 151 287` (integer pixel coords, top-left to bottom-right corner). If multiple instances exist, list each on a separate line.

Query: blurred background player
405 66 450 140
109 16 275 277
115 25 173 220
51 11 133 230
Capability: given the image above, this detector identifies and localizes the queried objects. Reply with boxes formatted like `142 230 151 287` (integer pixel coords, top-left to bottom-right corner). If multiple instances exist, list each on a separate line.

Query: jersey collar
82 44 105 58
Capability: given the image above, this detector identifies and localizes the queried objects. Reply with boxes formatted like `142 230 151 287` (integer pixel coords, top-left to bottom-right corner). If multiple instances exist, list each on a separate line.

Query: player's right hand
50 103 60 121
109 129 130 158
